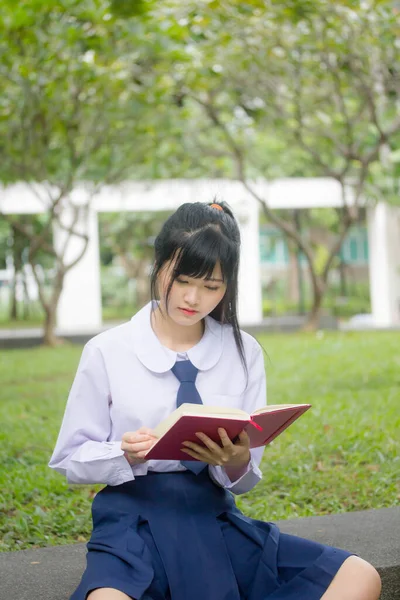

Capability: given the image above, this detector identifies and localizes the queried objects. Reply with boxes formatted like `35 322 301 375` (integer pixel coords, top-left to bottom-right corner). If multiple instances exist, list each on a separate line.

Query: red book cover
145 404 311 461
246 404 311 448
146 414 249 461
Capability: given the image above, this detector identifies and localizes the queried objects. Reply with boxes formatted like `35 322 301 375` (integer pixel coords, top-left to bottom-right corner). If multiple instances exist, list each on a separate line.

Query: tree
100 211 170 308
0 0 160 343
5 216 53 321
149 0 400 327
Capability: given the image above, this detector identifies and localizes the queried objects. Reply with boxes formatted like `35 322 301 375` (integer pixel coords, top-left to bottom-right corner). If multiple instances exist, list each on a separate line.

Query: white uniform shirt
49 302 267 495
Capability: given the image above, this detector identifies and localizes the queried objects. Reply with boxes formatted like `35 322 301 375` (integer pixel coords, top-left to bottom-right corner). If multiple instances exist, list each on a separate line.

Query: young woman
49 201 381 600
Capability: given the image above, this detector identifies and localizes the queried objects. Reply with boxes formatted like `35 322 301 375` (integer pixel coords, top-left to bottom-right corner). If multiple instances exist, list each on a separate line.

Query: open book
145 402 311 461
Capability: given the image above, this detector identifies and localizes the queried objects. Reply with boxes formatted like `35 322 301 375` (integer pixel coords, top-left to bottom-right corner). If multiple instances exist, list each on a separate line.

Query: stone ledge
0 507 398 600
276 507 400 600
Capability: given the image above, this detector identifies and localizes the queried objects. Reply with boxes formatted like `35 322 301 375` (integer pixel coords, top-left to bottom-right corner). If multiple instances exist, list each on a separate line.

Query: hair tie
210 203 223 211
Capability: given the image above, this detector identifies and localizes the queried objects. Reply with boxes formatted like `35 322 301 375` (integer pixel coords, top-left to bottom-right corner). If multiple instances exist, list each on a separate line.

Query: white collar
130 301 224 374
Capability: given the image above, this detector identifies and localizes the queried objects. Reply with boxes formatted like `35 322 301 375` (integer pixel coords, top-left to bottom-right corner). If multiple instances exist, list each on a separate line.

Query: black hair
150 200 247 374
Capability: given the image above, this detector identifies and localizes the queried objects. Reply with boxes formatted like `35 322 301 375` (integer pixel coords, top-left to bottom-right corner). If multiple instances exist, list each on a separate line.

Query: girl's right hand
121 427 158 465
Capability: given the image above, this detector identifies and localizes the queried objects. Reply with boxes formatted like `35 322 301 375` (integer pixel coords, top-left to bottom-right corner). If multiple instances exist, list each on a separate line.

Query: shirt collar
130 301 223 374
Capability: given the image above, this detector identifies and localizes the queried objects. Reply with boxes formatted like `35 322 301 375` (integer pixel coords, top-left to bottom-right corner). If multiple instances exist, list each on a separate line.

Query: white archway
1 178 399 330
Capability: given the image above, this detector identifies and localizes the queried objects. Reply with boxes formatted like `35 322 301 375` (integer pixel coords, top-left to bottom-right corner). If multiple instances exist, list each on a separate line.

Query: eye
176 278 189 285
205 285 220 291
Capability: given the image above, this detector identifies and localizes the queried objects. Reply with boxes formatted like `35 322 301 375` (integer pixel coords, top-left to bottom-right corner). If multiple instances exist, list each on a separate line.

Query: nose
184 285 199 307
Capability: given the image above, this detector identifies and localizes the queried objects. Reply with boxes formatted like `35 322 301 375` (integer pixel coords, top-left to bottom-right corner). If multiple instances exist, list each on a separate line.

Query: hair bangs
172 226 236 283
150 200 249 381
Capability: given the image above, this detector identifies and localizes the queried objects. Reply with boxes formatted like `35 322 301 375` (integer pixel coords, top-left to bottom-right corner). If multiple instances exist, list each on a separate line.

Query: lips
179 307 198 315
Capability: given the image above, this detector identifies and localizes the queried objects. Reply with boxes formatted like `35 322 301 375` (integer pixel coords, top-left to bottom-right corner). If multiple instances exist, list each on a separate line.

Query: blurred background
0 0 399 558
1 0 399 343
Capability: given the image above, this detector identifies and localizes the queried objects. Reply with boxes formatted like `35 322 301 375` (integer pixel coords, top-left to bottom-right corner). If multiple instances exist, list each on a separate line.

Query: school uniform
49 301 352 600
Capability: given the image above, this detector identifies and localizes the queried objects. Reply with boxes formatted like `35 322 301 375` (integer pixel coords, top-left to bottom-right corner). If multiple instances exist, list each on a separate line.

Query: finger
122 439 154 450
195 432 226 454
183 440 224 460
217 428 235 449
181 448 202 459
181 442 219 462
121 440 154 453
180 448 211 462
237 430 250 445
183 441 230 466
124 453 146 464
123 433 157 444
122 433 149 444
181 448 222 466
123 427 158 440
182 441 210 455
137 427 155 435
135 450 151 459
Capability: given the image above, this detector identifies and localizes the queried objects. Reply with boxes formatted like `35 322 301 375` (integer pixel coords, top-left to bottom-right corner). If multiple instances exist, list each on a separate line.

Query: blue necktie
171 359 207 474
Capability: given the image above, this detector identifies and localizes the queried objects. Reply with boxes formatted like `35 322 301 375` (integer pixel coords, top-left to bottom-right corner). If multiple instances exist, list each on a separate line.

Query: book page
178 403 248 416
152 403 249 438
251 403 307 415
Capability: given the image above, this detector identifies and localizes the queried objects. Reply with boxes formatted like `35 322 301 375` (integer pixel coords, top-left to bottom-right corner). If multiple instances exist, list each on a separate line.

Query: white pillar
367 202 400 327
54 206 102 332
236 198 263 326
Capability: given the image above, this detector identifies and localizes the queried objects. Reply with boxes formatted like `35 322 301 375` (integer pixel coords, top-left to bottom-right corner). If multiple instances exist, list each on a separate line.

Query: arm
208 340 267 495
48 342 149 486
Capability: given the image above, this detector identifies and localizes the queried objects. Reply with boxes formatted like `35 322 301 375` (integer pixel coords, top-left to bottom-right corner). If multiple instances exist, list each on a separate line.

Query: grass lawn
0 330 399 552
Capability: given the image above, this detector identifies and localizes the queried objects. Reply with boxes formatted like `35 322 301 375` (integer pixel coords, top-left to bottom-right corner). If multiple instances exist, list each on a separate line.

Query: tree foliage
140 0 400 326
0 0 161 341
1 0 400 331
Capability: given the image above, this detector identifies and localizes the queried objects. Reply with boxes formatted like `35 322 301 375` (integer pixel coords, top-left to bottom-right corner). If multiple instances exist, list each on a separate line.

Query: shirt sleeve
48 342 149 486
208 339 267 495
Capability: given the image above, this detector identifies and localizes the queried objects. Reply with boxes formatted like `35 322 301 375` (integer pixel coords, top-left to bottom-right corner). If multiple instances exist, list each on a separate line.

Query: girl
49 201 381 600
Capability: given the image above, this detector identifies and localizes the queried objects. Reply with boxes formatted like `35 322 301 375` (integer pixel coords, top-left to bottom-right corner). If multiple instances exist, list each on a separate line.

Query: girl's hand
181 428 251 470
121 427 158 466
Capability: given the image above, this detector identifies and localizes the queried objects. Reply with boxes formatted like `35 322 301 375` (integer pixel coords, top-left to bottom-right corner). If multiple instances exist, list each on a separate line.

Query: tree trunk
287 247 300 305
303 277 325 331
292 209 305 314
40 271 65 346
339 259 347 296
43 304 60 346
9 224 24 321
10 271 18 320
22 268 31 319
10 256 22 320
300 221 353 331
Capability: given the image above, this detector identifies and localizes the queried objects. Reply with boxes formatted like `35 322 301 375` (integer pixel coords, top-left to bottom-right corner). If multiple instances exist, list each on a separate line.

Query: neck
151 305 204 352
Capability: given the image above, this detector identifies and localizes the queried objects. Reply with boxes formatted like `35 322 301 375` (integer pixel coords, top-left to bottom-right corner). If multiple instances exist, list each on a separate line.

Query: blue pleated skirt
70 471 353 600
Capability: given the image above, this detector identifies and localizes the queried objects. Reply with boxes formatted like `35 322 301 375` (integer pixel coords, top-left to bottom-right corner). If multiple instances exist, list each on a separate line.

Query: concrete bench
0 507 398 600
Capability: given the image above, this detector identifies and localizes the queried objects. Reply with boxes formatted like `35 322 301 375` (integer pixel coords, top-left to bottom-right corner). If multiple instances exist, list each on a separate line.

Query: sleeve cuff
66 441 150 486
208 455 262 495
106 443 150 485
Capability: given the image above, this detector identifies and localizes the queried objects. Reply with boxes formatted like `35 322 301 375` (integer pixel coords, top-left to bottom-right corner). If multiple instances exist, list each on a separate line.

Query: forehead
167 257 224 281
206 262 223 280
184 263 224 282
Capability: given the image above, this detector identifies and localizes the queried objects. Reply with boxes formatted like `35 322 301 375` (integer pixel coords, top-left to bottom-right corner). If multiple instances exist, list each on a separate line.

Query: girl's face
157 259 227 326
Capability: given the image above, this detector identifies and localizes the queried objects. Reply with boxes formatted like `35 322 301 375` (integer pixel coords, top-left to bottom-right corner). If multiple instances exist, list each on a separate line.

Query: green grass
0 331 399 552
0 304 134 329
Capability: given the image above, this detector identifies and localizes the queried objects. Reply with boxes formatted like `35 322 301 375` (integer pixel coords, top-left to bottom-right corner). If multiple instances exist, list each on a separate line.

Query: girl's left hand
181 428 251 469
